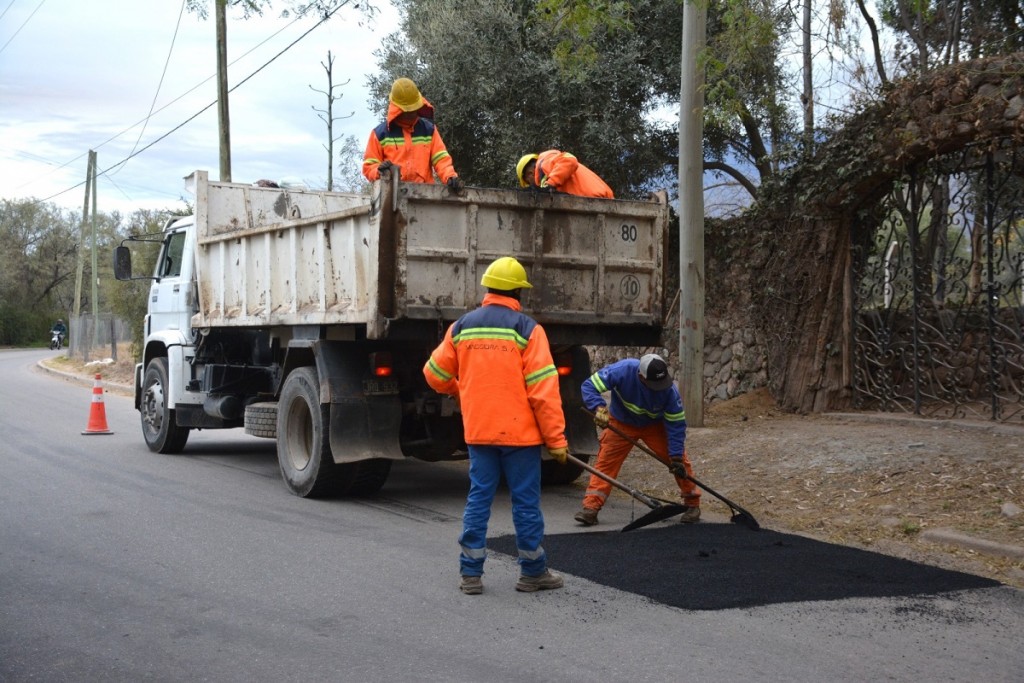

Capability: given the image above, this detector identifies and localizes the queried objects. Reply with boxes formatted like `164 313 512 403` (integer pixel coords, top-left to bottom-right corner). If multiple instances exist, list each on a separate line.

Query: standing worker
363 77 464 192
423 256 567 595
575 354 701 526
516 149 614 198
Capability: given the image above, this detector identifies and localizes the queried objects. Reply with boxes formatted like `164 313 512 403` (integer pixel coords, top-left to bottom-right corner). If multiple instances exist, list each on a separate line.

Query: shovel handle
565 453 661 510
579 406 762 529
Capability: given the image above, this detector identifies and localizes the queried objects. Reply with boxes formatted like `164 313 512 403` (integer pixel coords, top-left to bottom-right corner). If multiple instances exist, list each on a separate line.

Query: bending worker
576 354 701 526
516 149 614 198
423 256 567 595
363 77 464 192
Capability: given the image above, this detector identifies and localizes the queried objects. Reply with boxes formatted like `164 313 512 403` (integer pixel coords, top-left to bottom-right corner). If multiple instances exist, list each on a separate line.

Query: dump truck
114 170 669 497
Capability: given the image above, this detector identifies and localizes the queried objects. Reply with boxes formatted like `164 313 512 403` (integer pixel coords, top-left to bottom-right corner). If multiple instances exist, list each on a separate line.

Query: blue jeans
459 444 547 578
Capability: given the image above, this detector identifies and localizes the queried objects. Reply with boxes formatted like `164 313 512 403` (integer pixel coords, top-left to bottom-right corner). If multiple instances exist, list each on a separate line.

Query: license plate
363 378 399 395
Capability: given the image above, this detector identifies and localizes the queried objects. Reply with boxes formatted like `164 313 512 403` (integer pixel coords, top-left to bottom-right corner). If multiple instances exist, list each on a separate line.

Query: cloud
0 0 397 214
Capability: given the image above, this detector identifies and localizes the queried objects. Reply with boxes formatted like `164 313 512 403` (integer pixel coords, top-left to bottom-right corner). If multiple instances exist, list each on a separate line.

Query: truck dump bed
190 170 669 342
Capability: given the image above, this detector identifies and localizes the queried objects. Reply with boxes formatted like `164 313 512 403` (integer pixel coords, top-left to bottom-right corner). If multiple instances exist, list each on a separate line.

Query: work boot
678 506 701 524
459 575 483 595
574 507 599 526
515 570 564 593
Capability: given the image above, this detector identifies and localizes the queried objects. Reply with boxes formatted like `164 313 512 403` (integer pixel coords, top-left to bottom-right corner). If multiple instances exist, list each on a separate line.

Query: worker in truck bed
516 149 614 198
423 256 567 595
576 354 702 526
363 77 464 192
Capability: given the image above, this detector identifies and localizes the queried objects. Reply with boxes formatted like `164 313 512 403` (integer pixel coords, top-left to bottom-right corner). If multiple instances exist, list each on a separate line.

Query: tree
370 0 676 197
184 1 374 182
334 134 370 192
310 51 355 191
523 0 797 200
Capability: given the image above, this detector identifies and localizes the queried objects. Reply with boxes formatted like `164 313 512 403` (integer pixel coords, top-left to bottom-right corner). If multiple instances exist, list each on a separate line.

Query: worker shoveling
581 407 761 531
566 453 691 531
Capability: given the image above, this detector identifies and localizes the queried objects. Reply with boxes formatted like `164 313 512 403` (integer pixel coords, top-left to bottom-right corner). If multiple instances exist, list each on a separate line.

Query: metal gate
851 142 1024 423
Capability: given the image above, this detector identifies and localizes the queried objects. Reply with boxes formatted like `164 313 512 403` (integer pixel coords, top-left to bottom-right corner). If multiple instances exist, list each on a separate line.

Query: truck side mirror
114 245 132 280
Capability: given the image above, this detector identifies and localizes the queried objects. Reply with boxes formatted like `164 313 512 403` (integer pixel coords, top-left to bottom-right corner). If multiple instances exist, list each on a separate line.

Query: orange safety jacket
534 149 614 199
423 293 568 449
362 98 458 184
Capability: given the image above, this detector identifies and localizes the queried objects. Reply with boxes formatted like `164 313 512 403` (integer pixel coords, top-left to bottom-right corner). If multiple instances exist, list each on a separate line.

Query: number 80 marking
620 223 638 242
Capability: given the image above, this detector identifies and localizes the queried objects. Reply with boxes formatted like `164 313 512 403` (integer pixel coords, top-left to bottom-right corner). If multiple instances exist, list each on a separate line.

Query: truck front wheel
141 357 190 454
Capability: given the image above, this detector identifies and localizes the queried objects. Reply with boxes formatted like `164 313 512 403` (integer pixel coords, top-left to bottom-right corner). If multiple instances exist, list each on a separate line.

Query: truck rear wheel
277 368 342 497
141 357 190 454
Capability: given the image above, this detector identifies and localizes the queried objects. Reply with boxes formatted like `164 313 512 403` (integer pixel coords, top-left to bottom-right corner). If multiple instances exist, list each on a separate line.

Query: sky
0 0 401 215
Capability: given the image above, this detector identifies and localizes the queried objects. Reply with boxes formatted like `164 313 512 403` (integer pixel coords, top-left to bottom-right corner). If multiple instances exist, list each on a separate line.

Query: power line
14 3 314 192
0 0 45 57
108 0 188 178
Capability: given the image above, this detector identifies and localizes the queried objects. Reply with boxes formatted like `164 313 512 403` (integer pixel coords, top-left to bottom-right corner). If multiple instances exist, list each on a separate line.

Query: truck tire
244 402 277 439
345 459 392 497
277 368 393 498
541 458 586 486
277 368 342 497
141 357 191 454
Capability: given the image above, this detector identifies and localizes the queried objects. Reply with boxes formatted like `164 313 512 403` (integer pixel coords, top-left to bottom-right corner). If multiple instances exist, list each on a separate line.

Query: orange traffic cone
82 373 113 435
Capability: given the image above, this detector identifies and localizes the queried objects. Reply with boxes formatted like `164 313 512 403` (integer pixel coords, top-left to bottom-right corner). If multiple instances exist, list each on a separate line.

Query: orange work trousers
582 417 701 511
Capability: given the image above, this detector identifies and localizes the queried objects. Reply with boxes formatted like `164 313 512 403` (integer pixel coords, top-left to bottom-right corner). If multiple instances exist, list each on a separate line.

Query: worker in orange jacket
423 256 567 595
363 77 464 192
516 149 614 198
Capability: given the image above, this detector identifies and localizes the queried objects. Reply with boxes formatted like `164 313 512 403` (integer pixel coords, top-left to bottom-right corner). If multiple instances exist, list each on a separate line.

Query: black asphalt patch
490 524 1000 610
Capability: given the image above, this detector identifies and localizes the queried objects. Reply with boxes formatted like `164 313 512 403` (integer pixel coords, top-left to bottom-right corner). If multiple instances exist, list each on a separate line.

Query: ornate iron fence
851 142 1024 423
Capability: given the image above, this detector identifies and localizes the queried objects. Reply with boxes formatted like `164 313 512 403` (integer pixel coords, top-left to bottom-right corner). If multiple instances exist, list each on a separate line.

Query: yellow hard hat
516 154 538 188
390 77 425 112
481 256 532 290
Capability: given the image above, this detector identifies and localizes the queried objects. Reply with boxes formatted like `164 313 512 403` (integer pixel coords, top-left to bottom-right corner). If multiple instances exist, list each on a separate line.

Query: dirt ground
43 350 1024 589
607 388 1024 590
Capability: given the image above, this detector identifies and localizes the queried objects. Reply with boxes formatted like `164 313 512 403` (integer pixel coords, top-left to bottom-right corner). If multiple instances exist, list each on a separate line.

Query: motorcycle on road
49 330 64 350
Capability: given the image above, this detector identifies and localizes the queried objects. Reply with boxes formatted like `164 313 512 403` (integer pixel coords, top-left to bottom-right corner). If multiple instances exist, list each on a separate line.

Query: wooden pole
90 154 99 348
678 0 707 426
216 0 231 181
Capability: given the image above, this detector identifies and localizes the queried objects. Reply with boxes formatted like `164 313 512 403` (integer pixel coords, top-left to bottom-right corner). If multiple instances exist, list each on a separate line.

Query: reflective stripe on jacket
423 293 567 449
535 149 614 198
362 99 457 184
581 358 686 455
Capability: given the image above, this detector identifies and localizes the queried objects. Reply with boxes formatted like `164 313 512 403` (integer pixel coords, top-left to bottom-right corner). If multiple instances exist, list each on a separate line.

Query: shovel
581 407 761 531
565 453 691 531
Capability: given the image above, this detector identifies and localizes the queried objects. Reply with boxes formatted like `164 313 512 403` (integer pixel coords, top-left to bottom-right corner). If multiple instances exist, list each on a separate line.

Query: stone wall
588 218 771 407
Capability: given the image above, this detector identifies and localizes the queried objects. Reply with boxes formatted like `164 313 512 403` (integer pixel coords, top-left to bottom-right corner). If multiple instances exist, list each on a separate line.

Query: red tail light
370 352 393 377
554 351 572 377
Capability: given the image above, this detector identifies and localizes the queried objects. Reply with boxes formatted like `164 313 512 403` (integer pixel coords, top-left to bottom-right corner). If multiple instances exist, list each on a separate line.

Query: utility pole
89 155 99 348
215 0 231 181
678 0 707 426
309 50 353 191
73 151 96 347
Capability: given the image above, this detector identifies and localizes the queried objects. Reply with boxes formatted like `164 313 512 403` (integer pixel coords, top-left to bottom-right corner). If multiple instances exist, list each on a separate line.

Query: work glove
377 160 395 175
547 447 568 465
669 456 687 477
446 176 465 193
593 406 610 428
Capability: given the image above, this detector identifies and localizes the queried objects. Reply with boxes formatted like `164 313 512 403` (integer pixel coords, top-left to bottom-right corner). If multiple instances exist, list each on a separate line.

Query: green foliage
0 198 181 354
0 199 80 334
106 210 171 360
370 0 676 197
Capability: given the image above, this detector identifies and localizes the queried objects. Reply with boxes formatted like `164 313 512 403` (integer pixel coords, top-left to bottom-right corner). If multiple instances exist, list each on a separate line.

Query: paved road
2 348 1022 682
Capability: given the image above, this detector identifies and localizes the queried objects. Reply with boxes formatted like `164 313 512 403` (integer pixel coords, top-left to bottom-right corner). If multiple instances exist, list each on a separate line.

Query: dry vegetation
43 343 137 393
